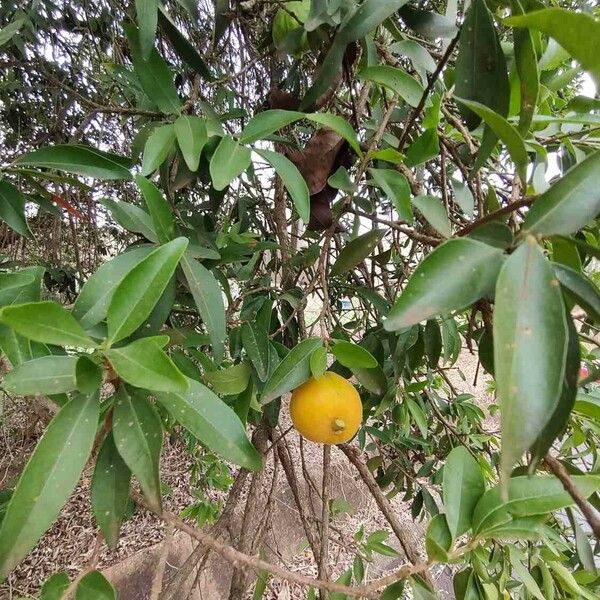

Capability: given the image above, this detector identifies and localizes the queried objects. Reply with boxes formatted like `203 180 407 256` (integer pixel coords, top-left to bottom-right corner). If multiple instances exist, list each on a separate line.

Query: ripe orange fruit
289 372 362 444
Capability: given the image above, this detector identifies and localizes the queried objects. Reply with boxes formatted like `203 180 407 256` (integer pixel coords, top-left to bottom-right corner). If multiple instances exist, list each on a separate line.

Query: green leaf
352 364 386 395
135 175 174 243
404 129 439 168
125 23 181 114
481 516 546 541
113 386 163 512
40 572 70 600
399 6 457 39
384 238 504 331
100 199 158 242
424 320 442 367
300 0 410 110
2 356 78 395
469 222 514 249
106 336 188 393
158 9 214 80
328 166 357 193
553 263 600 322
180 254 226 364
239 110 303 145
331 340 378 369
450 179 474 218
505 8 600 86
380 581 405 600
522 151 600 238
369 168 413 223
76 570 115 600
256 149 310 224
309 346 327 379
156 377 262 470
511 0 539 134
174 116 208 172
14 145 132 180
107 237 188 344
135 0 158 59
0 266 43 307
425 513 452 561
331 229 385 276
0 180 33 239
0 392 99 580
508 546 544 600
412 195 451 238
0 301 96 348
494 238 567 483
91 433 131 550
455 98 528 184
241 322 270 381
72 246 154 329
0 18 25 47
212 0 230 48
455 0 509 130
411 577 436 600
203 362 251 395
307 113 362 158
406 397 427 438
443 447 485 538
76 356 103 394
141 123 176 176
358 65 424 107
472 474 600 534
261 337 322 403
209 136 251 191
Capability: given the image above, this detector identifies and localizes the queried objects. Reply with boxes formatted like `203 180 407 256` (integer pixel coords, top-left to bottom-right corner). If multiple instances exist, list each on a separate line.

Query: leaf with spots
493 238 568 485
113 386 163 513
2 355 79 396
0 392 99 580
384 239 504 331
156 377 262 470
91 432 131 549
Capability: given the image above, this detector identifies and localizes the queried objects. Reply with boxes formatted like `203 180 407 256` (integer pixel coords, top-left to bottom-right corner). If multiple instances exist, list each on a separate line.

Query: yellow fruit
290 372 362 444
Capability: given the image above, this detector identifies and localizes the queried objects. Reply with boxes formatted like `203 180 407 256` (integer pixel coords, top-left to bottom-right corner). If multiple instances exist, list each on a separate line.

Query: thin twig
150 521 175 600
318 445 332 599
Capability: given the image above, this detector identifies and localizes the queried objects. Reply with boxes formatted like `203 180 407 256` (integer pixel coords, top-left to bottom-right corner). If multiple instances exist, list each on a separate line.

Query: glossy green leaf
0 301 96 348
380 580 405 600
113 386 163 512
511 0 539 134
358 65 424 108
384 238 504 331
505 8 600 86
331 229 385 276
256 149 310 224
212 0 230 48
241 322 270 381
300 0 409 110
180 254 226 364
328 166 356 193
469 222 514 249
424 320 442 367
239 110 303 145
72 246 154 329
508 546 544 600
309 346 327 379
411 577 436 600
76 570 115 600
412 195 451 238
472 474 600 534
494 238 567 482
209 136 251 191
107 237 188 344
14 145 132 180
91 432 131 549
443 447 485 538
261 337 322 403
141 123 176 176
399 5 457 39
0 272 34 301
174 116 208 172
369 168 413 223
352 364 386 395
522 151 600 237
135 0 158 59
450 179 474 218
135 175 174 243
455 0 509 129
455 98 528 184
425 513 452 561
40 572 70 600
0 392 99 579
404 129 439 168
553 263 600 322
2 356 78 395
157 377 262 470
100 199 158 242
76 356 103 394
203 362 251 395
0 266 43 307
307 113 362 158
331 340 378 369
106 336 188 392
125 23 181 114
0 325 33 367
0 180 33 239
